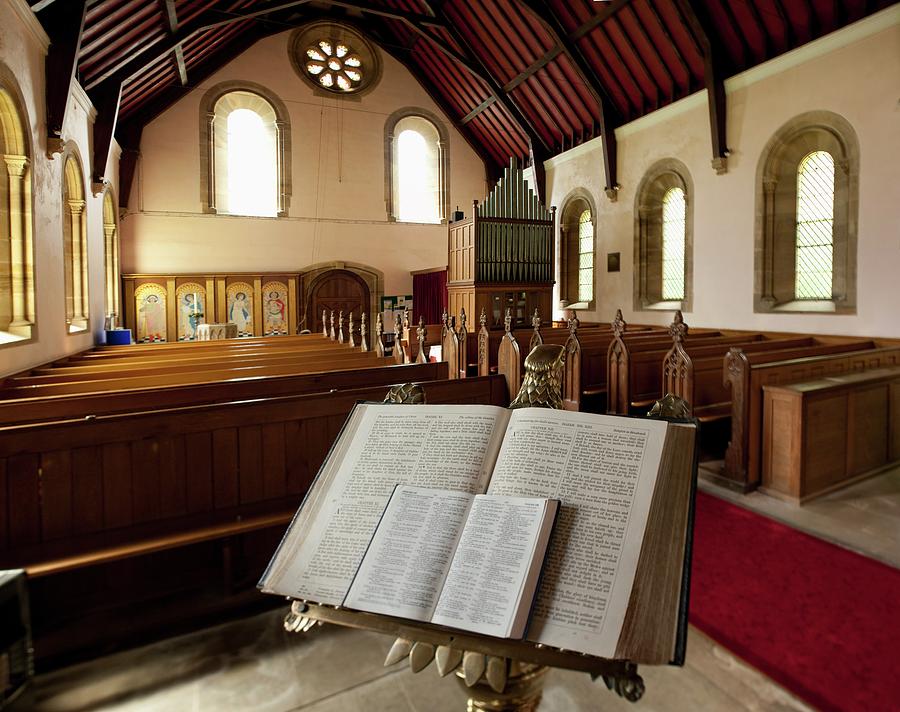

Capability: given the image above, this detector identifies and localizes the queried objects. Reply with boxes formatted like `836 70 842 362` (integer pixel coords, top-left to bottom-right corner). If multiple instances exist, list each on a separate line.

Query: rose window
305 40 363 92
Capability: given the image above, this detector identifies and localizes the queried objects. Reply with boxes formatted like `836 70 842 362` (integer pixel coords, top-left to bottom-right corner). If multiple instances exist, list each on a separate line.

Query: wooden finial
403 306 410 332
348 312 356 348
395 312 402 338
416 317 427 364
611 308 626 338
322 308 328 337
360 312 368 352
479 307 487 329
329 310 336 340
669 310 688 343
459 307 467 333
568 313 580 336
531 308 540 332
338 311 345 343
504 308 512 334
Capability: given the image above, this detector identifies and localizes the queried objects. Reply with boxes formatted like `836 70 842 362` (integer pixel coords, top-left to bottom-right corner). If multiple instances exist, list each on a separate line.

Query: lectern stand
278 351 695 711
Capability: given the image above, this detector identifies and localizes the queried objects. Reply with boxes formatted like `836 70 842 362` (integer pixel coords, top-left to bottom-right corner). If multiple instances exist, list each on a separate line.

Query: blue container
105 329 132 345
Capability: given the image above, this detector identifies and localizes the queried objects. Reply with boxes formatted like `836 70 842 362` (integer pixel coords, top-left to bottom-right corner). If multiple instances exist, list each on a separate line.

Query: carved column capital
68 199 86 216
4 154 29 177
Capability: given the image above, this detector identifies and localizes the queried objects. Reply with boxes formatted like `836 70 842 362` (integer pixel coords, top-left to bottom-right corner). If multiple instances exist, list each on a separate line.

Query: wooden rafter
519 0 622 200
674 0 729 174
157 0 188 86
90 82 123 194
43 0 88 156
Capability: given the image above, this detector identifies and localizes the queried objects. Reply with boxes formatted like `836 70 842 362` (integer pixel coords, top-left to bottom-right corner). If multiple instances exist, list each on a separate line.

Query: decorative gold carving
348 312 356 348
509 344 566 410
383 382 426 404
647 394 691 419
435 646 463 677
384 637 413 666
360 312 369 352
410 641 436 672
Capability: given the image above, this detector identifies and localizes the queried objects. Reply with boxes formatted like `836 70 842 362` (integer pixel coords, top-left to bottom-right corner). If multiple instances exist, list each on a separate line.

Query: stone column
761 179 777 305
5 155 30 329
68 199 87 323
104 224 117 324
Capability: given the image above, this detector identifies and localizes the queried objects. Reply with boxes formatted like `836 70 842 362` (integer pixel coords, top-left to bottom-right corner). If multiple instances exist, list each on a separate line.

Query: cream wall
546 8 900 338
122 29 488 296
0 0 118 377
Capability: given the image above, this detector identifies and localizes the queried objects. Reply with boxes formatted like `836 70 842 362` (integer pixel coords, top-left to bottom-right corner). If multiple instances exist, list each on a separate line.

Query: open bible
260 404 697 664
345 485 559 639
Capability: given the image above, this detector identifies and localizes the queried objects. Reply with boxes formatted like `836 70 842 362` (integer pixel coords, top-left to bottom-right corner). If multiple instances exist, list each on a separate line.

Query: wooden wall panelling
284 420 309 495
288 277 298 335
166 279 176 341
802 394 848 496
0 459 7 550
7 454 41 546
261 422 287 500
158 435 187 519
184 431 213 513
892 382 900 462
238 425 264 504
253 278 263 336
123 279 136 334
72 446 104 534
847 385 889 478
212 428 239 508
216 277 227 324
40 450 73 540
205 278 216 322
102 442 133 528
131 439 161 523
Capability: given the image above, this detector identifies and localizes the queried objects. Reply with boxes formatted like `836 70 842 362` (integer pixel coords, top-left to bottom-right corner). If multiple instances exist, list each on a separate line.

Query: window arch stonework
102 188 121 326
633 158 694 312
384 107 450 224
199 81 292 217
0 62 35 345
557 188 596 310
63 145 89 334
754 110 858 313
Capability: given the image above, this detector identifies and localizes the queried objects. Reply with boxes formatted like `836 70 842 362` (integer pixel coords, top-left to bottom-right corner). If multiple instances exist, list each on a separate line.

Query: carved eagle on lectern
509 344 566 410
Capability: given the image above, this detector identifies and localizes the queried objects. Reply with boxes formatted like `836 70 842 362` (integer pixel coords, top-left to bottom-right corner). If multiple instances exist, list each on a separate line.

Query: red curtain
413 270 447 324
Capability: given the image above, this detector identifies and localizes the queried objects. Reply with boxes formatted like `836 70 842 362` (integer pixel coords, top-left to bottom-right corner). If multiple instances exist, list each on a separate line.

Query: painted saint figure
264 289 287 335
138 292 165 342
229 291 251 335
180 293 203 340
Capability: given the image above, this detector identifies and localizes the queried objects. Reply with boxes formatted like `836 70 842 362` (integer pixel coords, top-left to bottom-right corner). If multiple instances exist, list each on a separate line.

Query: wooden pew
0 373 509 661
0 361 448 426
720 342 900 491
761 367 900 502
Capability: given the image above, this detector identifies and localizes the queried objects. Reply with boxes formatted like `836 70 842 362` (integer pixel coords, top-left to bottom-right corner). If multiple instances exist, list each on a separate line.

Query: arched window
200 84 291 217
386 110 448 224
103 190 121 325
755 111 858 313
794 151 834 300
0 70 35 344
634 159 693 311
63 151 89 333
558 191 595 309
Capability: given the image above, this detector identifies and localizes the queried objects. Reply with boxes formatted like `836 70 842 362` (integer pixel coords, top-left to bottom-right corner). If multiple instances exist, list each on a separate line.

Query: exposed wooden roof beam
43 0 88 156
570 0 635 40
675 0 729 174
90 82 122 194
518 0 623 199
157 0 188 85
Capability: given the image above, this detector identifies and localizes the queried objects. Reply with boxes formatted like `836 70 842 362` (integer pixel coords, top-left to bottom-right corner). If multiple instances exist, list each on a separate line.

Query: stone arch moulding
384 107 451 224
299 261 384 338
198 80 292 216
62 141 90 334
633 157 694 313
557 186 598 311
754 110 859 314
0 60 36 344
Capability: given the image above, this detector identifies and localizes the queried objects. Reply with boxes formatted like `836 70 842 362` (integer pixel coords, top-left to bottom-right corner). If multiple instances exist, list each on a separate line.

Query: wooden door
306 270 370 335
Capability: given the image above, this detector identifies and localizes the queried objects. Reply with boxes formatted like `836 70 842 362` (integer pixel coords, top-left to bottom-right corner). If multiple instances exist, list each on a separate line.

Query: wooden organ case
447 160 555 329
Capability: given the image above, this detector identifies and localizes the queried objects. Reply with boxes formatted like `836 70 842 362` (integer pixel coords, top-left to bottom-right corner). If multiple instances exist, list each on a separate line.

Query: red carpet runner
688 491 900 712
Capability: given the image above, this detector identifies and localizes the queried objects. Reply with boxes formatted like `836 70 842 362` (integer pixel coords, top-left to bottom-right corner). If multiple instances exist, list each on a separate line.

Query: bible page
485 408 668 658
431 494 558 638
260 404 510 604
344 486 474 621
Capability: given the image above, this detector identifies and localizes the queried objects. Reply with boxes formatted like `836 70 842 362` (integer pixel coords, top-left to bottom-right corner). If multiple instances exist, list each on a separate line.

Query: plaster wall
122 29 488 296
0 0 118 377
546 9 900 338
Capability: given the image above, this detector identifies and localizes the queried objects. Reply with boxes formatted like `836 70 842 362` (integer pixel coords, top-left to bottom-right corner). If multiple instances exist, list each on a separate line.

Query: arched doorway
306 269 370 335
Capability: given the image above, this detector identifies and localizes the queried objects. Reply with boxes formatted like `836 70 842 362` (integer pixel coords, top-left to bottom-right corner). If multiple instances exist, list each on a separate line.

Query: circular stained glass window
290 23 381 96
305 39 364 92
